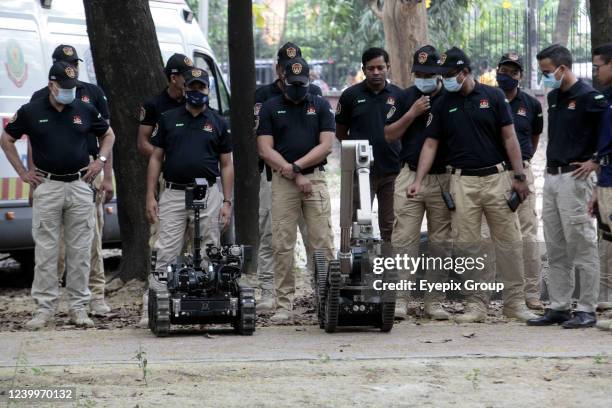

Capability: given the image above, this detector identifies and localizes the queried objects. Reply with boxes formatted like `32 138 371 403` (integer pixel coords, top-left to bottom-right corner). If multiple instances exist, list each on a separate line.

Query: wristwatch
292 163 302 174
223 198 232 206
513 173 527 182
98 155 107 163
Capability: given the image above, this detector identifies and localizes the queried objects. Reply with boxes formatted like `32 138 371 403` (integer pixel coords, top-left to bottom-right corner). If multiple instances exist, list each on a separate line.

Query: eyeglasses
592 64 604 72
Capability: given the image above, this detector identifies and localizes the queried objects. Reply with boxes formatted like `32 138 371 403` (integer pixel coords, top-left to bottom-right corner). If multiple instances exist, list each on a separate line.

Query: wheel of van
11 249 35 287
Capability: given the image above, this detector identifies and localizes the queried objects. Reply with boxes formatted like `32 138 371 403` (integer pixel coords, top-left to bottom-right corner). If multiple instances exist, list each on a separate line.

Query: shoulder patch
426 112 433 127
9 112 17 123
152 124 159 137
336 102 341 115
254 103 262 116
139 106 146 121
386 106 396 120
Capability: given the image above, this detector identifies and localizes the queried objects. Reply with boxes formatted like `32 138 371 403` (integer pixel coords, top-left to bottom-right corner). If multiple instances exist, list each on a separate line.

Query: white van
0 0 230 273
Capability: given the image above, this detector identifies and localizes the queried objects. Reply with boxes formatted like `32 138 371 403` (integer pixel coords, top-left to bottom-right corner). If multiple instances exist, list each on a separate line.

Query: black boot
561 311 597 329
526 309 571 326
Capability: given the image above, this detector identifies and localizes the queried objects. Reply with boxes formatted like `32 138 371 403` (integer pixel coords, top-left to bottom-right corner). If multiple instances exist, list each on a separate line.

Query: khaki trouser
32 178 95 312
258 175 314 291
597 186 612 304
149 186 222 291
450 166 525 307
481 164 542 301
149 176 194 252
392 166 452 303
543 172 599 313
57 172 105 300
271 170 334 311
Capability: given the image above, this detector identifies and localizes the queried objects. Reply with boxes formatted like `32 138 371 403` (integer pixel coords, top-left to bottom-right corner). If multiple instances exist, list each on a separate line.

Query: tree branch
368 0 384 20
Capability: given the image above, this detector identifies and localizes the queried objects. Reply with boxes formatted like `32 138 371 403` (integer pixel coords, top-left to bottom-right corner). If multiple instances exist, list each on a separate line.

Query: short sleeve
140 99 157 126
586 92 608 113
318 98 336 132
256 101 274 137
4 106 29 139
150 115 167 149
217 118 233 154
88 105 110 137
494 89 513 127
423 98 443 141
532 98 543 135
335 90 352 125
309 84 323 97
93 86 110 121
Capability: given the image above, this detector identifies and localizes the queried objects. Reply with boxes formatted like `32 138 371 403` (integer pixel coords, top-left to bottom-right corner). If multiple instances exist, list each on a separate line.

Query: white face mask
55 87 76 104
414 77 438 94
443 74 465 92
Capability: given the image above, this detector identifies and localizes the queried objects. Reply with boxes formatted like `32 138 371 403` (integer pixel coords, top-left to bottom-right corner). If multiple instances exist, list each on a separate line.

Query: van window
193 53 230 117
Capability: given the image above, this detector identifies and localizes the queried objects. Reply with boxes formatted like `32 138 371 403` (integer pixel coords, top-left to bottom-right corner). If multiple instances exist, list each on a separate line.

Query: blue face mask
542 66 563 89
414 77 438 94
496 73 519 91
442 74 464 92
55 87 76 104
185 90 209 107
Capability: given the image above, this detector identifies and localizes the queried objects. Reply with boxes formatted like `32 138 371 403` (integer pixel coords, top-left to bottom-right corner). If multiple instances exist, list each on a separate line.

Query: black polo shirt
151 106 232 184
140 87 185 127
546 79 607 167
335 81 402 175
256 93 335 171
4 98 109 174
424 82 514 169
386 85 447 172
506 89 543 161
31 81 109 155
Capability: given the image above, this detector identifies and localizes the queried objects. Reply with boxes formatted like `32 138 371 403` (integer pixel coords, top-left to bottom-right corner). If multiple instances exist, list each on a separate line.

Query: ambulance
0 0 230 277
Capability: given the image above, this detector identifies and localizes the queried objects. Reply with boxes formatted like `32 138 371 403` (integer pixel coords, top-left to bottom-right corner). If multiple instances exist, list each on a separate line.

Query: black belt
451 162 506 177
599 154 611 166
407 163 446 175
165 180 215 191
36 169 86 182
301 164 325 175
546 164 579 175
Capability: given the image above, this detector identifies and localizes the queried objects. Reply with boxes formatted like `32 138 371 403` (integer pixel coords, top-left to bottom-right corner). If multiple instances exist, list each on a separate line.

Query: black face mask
285 84 308 102
496 73 519 91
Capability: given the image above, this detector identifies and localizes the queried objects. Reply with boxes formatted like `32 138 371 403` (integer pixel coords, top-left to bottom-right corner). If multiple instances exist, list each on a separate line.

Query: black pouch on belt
435 175 455 211
507 190 521 212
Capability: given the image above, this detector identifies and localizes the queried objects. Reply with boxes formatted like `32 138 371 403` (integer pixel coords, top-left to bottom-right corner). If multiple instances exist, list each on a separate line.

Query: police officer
146 67 233 294
590 42 612 331
384 45 451 320
29 44 114 317
408 47 537 323
138 53 193 327
257 57 335 323
336 47 401 243
254 42 322 313
495 52 544 311
527 44 607 329
1 61 115 329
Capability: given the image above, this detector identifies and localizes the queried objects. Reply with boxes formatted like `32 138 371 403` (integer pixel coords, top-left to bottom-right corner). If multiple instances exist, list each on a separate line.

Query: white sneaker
394 298 408 320
270 309 292 323
90 299 111 316
138 292 149 329
69 309 94 328
25 310 54 330
257 289 276 314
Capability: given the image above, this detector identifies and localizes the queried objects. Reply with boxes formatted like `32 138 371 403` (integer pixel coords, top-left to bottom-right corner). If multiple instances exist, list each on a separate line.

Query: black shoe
526 309 571 326
561 311 597 329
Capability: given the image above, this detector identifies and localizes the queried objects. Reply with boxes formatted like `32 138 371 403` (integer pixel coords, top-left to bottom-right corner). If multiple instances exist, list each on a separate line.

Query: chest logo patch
306 106 316 115
479 99 490 109
517 106 527 117
81 95 90 103
73 115 82 125
386 96 396 105
567 100 576 110
203 123 214 132
254 103 262 116
386 106 396 120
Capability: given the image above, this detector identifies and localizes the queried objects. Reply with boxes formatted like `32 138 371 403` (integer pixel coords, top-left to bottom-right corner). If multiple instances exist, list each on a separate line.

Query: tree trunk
228 0 259 273
369 0 428 88
589 0 612 91
83 0 165 281
553 0 576 46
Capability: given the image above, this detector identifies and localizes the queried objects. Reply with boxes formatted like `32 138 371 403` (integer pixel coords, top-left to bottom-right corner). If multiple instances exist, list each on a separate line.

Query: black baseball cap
52 44 83 63
164 53 194 76
284 57 309 85
48 61 78 88
412 45 441 74
437 47 471 74
498 52 524 71
183 68 209 86
277 42 302 64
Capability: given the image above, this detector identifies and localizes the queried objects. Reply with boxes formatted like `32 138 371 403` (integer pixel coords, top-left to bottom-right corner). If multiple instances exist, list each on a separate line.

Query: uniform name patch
595 95 604 100
449 107 457 113
479 99 490 109
277 110 286 114
38 119 48 123
357 99 366 104
176 123 184 127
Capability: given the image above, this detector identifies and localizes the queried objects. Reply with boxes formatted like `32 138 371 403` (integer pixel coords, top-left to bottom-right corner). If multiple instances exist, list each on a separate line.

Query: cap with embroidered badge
284 57 310 85
498 52 524 71
437 47 471 74
52 44 83 63
164 53 194 76
412 45 442 74
277 42 302 64
183 68 209 86
48 61 78 88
